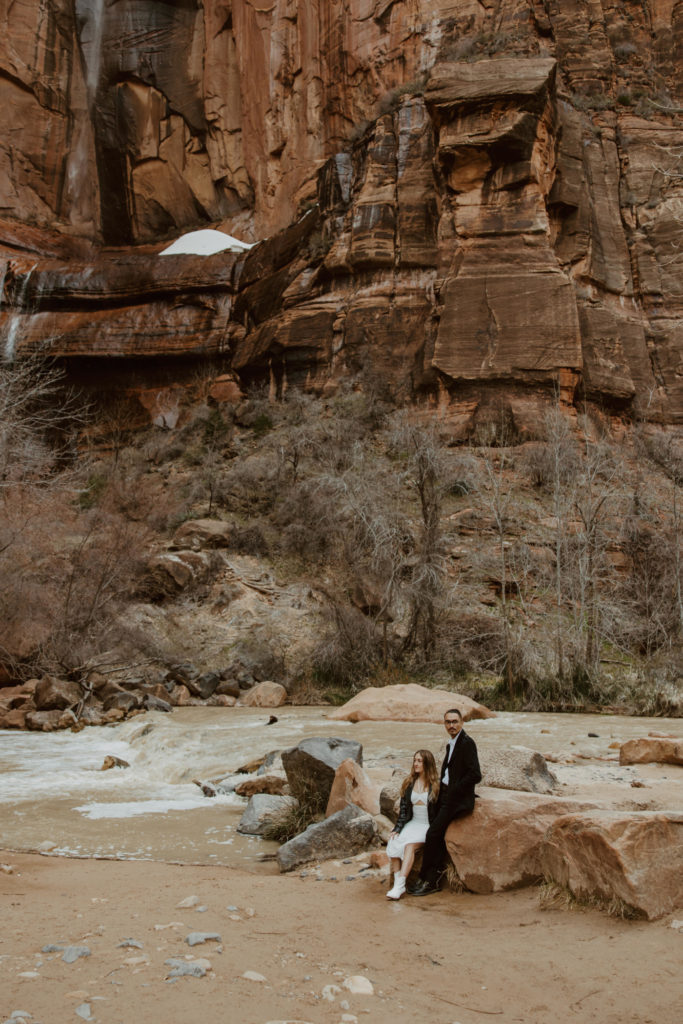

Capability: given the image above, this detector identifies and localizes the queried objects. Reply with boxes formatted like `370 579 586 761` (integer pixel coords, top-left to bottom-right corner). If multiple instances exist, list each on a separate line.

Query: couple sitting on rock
386 708 481 900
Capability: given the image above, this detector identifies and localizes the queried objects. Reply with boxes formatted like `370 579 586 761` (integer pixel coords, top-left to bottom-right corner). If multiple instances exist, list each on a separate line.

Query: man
407 707 481 896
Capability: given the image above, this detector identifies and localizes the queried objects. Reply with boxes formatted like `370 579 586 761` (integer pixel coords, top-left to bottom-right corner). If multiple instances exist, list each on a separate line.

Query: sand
1 851 681 1024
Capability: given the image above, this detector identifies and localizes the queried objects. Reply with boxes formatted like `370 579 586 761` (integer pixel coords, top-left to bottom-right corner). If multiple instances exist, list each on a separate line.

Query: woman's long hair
400 749 440 802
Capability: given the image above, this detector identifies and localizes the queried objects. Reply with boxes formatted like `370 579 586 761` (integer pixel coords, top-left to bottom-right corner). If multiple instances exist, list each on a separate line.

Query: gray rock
237 794 297 835
61 946 91 964
481 746 558 794
142 694 173 713
277 804 375 873
185 932 221 946
379 776 402 823
102 691 141 714
75 1004 91 1021
41 944 64 953
165 958 207 978
282 737 363 811
186 672 221 700
9 1012 32 1019
214 679 240 699
117 939 143 949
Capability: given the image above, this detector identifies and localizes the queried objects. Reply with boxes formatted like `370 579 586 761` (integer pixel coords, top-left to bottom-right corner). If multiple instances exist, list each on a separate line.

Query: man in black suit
407 707 481 896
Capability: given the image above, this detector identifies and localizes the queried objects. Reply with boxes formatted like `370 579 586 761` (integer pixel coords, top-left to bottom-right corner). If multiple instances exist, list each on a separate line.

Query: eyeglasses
444 718 461 725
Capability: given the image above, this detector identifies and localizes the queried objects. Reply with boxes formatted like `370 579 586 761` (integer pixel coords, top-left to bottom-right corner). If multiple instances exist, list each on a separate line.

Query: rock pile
0 656 289 731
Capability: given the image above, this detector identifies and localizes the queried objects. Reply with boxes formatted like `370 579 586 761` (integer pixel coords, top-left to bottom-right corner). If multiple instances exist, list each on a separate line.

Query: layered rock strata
1 2 682 423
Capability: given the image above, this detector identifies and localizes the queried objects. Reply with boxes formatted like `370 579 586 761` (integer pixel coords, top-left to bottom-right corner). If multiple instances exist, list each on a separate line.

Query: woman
385 749 439 900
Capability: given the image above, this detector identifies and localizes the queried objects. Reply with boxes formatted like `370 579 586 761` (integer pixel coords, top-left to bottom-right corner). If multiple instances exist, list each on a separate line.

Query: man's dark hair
444 708 462 719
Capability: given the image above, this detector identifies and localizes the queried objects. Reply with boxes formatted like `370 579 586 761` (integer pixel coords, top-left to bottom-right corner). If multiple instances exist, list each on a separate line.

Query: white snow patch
159 229 255 257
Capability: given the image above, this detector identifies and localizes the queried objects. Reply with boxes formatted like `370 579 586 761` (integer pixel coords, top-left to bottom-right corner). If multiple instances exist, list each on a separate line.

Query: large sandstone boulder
34 676 82 712
619 737 683 767
325 759 380 818
282 737 363 812
237 794 297 836
171 519 233 550
25 710 64 732
481 746 558 794
327 683 494 723
276 805 376 872
541 811 683 921
240 681 287 708
445 788 599 893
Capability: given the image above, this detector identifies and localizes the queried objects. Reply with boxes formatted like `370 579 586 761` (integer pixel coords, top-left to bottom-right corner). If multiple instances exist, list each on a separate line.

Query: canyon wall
1 1 682 426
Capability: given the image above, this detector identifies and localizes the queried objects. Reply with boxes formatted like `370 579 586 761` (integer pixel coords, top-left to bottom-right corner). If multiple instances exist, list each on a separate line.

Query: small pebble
242 970 266 982
175 896 199 909
62 947 91 965
74 1005 91 1021
185 933 221 947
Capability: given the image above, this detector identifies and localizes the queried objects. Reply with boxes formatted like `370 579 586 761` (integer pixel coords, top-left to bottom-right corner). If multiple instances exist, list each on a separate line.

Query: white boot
386 874 406 900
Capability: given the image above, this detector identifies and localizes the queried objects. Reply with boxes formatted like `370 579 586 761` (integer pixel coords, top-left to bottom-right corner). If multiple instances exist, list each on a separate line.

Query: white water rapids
1 707 681 869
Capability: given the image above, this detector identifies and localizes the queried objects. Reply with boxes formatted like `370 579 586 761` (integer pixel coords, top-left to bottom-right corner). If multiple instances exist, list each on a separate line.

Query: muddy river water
1 707 681 867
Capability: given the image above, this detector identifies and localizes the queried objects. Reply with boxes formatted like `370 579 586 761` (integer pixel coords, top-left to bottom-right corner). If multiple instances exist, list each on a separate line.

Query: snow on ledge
159 229 255 256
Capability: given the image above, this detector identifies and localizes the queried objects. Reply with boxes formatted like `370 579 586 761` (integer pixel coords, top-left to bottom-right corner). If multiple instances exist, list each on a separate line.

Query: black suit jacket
439 729 481 818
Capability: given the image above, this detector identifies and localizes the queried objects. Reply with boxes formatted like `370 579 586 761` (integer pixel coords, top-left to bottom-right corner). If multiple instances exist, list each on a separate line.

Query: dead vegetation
1 358 682 715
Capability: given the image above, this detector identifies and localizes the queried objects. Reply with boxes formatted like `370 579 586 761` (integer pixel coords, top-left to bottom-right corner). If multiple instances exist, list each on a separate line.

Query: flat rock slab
327 683 493 723
541 810 683 920
481 746 558 794
277 805 375 873
165 958 207 979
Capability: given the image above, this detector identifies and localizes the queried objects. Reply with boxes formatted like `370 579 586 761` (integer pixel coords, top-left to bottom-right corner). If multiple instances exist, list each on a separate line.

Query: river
1 707 681 868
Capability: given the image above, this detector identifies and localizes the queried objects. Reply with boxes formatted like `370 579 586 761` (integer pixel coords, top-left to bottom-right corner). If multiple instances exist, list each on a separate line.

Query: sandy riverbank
1 852 681 1024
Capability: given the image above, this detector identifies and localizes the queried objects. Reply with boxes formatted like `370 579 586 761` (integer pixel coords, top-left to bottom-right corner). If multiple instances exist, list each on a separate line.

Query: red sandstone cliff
1 1 682 425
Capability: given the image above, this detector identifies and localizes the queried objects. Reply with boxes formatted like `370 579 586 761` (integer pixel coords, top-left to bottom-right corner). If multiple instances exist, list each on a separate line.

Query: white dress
386 787 430 859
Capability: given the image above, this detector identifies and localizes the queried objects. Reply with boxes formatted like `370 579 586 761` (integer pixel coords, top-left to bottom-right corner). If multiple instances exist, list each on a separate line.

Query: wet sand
1 851 681 1024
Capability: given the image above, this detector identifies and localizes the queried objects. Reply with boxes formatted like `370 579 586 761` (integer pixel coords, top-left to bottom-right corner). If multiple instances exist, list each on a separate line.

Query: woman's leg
399 843 421 878
390 857 401 875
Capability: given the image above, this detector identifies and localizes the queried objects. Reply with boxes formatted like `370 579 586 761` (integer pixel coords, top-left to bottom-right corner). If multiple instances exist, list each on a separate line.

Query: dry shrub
539 880 642 920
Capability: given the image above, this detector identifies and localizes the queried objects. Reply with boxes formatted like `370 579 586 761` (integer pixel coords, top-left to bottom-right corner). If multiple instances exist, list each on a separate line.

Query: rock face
1 3 682 425
282 737 363 812
276 804 376 872
481 747 559 794
328 683 494 723
541 811 683 920
325 759 380 818
619 737 683 766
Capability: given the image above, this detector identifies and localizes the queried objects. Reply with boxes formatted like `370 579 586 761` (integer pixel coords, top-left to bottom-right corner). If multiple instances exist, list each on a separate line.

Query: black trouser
419 796 470 884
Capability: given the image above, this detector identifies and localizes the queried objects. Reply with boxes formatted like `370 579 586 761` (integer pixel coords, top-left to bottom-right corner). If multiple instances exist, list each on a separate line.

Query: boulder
103 691 142 714
234 775 288 797
215 679 241 699
146 551 213 597
25 710 64 731
143 694 173 713
185 672 221 700
240 681 288 708
0 708 28 729
326 759 381 817
445 788 599 893
619 737 683 767
541 811 683 921
33 676 82 712
276 805 376 872
282 737 363 812
237 794 297 836
481 746 558 794
172 518 233 550
379 769 405 823
327 683 494 723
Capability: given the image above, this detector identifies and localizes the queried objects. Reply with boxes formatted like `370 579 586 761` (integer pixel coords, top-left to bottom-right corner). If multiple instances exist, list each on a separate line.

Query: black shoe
407 878 439 897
